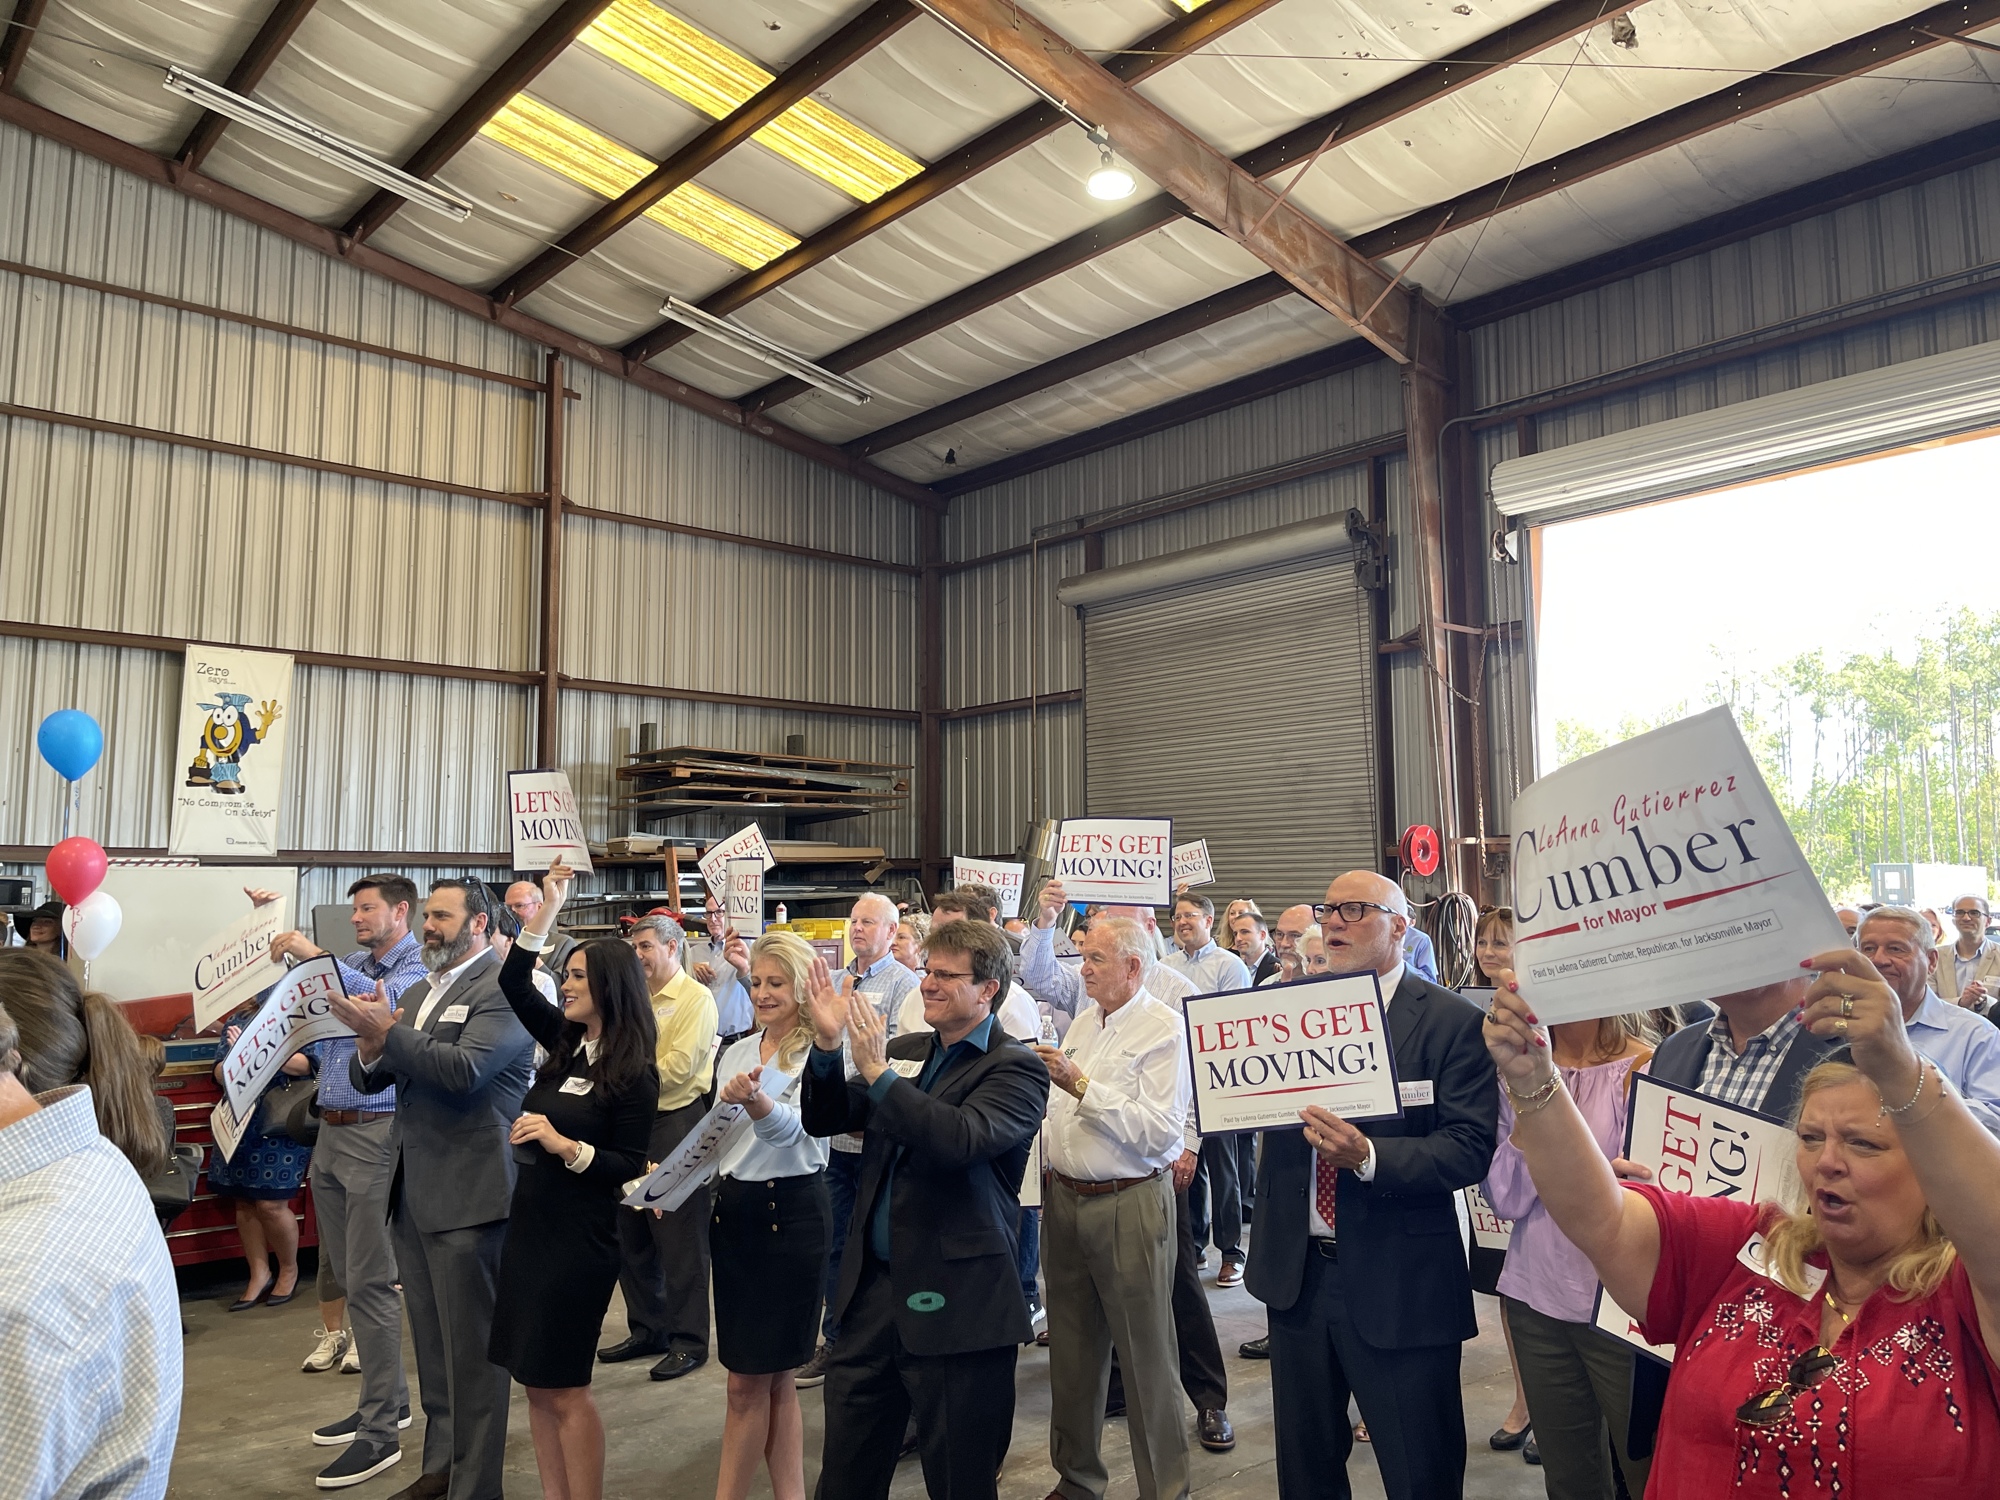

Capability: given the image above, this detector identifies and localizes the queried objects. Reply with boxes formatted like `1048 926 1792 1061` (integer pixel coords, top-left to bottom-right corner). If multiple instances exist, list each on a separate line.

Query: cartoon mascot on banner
184 693 282 796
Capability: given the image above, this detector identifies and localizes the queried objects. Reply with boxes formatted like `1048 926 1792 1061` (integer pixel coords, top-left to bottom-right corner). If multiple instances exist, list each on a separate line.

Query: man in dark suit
800 915 1050 1500
1244 871 1498 1500
333 879 536 1500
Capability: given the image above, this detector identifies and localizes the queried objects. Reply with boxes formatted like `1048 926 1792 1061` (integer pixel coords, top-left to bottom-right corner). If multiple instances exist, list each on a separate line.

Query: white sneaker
303 1327 348 1374
340 1342 361 1375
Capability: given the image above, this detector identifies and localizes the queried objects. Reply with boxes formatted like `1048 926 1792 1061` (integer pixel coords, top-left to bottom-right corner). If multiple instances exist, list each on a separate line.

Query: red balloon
46 836 108 905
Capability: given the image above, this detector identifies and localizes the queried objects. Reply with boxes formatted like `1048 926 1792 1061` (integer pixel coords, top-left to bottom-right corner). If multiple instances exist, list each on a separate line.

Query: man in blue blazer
1244 871 1498 1500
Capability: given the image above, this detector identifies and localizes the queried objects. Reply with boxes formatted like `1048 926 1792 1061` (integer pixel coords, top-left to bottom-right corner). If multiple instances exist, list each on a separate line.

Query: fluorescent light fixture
481 96 798 270
581 1 922 203
160 66 474 221
657 297 871 405
1086 127 1135 200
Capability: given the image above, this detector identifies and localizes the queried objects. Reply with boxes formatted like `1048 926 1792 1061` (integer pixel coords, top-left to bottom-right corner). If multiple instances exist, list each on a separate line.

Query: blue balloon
37 710 104 782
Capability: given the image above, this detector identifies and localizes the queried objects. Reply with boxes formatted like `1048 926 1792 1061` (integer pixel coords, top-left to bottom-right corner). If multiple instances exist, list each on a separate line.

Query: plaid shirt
0 1086 181 1499
308 931 429 1111
1695 1009 1804 1108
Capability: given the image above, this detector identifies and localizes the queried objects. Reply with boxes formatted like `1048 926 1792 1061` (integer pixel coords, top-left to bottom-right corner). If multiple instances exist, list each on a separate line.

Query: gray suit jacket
349 948 536 1234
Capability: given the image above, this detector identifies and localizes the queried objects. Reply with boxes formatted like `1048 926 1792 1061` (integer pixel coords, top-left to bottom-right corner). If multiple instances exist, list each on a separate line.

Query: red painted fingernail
1533 1035 1547 1048
1526 1013 1540 1025
1507 981 1520 992
1800 959 1813 969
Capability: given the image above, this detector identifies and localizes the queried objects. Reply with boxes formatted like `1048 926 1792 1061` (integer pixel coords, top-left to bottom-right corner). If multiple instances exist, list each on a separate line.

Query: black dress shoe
649 1351 706 1381
1103 1394 1126 1419
1524 1434 1542 1466
1198 1409 1235 1453
599 1336 670 1364
1238 1335 1270 1359
227 1285 271 1313
1489 1422 1531 1451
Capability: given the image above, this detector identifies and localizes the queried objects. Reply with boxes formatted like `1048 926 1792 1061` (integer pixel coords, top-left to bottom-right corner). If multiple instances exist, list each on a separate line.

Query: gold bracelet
1504 1069 1563 1113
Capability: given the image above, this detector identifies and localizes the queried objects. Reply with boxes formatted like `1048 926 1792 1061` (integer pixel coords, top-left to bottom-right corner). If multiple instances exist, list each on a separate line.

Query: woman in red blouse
1483 947 2000 1498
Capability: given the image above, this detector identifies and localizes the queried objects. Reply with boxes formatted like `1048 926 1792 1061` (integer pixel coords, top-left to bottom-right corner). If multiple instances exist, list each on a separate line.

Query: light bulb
1087 155 1135 200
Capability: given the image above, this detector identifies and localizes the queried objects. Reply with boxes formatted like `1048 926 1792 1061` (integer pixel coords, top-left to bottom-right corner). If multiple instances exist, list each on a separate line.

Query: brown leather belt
321 1109 394 1126
1052 1167 1164 1198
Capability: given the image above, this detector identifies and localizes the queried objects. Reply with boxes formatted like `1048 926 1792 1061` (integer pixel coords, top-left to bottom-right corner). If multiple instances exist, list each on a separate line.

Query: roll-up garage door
1490 338 2000 527
1077 542 1378 919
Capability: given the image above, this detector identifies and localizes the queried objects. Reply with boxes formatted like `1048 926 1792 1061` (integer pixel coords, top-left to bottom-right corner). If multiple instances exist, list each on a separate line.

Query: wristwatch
1071 1073 1090 1101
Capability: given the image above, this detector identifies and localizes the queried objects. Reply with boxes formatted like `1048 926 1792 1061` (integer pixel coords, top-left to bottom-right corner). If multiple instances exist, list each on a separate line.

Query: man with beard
331 880 535 1500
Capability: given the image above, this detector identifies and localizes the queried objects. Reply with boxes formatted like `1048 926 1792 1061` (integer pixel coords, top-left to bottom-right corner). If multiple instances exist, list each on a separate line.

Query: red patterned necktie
1315 1152 1338 1235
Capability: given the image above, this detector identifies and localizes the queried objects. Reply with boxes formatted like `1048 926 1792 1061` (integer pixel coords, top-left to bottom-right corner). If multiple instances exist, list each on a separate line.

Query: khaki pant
1044 1171 1189 1500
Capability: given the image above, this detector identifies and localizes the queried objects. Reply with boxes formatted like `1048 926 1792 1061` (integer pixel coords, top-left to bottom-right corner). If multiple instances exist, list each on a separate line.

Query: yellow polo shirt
652 968 718 1112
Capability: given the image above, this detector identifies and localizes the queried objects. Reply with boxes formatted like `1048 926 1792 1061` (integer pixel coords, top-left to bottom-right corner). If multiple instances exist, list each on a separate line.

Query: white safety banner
1509 707 1846 1025
169 645 292 858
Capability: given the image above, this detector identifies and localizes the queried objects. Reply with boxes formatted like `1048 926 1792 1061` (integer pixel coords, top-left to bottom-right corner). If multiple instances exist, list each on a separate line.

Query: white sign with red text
1182 971 1402 1134
192 900 288 1032
1465 1184 1514 1252
1054 817 1174 907
1592 1073 1800 1361
508 769 593 873
217 956 351 1117
726 858 765 937
1509 707 1845 1025
701 822 776 896
1172 840 1215 890
952 857 1025 918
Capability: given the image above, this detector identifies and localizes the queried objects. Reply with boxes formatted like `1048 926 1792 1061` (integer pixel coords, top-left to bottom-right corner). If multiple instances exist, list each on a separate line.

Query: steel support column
538 352 565 766
918 512 946 895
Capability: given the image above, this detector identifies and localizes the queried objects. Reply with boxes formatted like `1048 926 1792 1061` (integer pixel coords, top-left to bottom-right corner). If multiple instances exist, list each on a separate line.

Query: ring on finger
1834 1017 1849 1035
1840 994 1854 1018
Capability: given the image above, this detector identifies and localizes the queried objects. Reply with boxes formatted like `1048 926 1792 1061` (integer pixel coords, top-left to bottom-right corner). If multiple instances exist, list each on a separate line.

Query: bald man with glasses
1244 872 1497 1500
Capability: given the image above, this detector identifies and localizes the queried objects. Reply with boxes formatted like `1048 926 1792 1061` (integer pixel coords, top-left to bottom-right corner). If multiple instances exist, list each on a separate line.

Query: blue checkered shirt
1695 1009 1803 1107
308 931 429 1111
0 1085 181 1498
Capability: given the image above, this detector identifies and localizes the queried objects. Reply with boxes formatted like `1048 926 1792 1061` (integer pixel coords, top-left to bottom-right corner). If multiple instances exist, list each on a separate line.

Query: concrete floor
168 1253 1548 1500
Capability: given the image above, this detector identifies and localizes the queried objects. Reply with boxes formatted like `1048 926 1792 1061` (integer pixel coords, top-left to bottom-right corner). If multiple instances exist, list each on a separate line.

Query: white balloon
62 890 123 961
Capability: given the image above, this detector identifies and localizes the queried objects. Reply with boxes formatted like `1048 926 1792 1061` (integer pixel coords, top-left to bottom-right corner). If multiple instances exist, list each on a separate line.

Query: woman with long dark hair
489 864 657 1500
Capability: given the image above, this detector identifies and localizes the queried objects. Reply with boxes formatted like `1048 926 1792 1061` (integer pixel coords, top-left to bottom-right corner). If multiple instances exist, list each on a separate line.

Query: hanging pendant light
1085 127 1135 200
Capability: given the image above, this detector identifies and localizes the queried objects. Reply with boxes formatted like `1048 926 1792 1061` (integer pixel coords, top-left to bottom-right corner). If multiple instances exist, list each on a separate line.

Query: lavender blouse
1482 1054 1638 1324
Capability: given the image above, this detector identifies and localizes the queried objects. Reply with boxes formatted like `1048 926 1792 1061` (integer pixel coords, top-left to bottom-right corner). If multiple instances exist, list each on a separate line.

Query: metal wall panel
560 512 920 710
1083 559 1378 917
941 703 1084 861
940 544 1083 709
564 364 920 568
560 690 917 860
941 359 1407 561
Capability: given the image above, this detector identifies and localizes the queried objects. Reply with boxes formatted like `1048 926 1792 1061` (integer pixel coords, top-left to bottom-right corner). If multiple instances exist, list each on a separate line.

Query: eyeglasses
1736 1345 1838 1428
1313 900 1397 924
918 967 976 983
1953 907 1987 918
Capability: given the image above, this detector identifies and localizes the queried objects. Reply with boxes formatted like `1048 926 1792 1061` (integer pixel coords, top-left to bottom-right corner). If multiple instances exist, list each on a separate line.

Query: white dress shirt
714 1033 828 1180
1309 961 1402 1236
1043 990 1191 1182
897 981 1040 1042
411 948 488 1030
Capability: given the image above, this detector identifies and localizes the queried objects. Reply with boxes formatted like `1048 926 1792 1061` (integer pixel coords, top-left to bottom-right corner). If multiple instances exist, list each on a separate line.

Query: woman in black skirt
491 864 657 1500
1468 905 1534 1458
710 929 831 1500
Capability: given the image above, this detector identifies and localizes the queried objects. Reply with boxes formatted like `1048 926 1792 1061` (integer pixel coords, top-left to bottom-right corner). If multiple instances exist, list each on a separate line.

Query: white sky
1534 430 2000 772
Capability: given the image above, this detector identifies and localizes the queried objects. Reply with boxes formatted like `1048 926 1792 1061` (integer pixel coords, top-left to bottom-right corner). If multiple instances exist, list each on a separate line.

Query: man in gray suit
333 879 535 1500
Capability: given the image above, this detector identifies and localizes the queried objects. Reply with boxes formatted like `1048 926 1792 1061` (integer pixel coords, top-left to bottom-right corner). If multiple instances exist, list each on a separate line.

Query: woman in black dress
491 864 657 1500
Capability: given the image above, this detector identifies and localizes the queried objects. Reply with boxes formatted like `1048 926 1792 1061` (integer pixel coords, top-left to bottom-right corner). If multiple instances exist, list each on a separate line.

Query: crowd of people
8 858 2000 1500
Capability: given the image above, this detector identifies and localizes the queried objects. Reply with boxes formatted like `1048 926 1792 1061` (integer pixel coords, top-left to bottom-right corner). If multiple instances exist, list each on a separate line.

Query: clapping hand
328 980 396 1063
804 955 854 1050
847 987 888 1083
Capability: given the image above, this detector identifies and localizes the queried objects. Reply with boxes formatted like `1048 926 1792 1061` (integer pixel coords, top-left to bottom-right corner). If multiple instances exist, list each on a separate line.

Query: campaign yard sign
1054 818 1173 907
508 769 593 873
1592 1073 1801 1361
1183 971 1402 1134
192 900 288 1031
1509 707 1847 1025
700 822 776 897
623 1068 795 1213
726 858 765 937
952 857 1025 918
1172 840 1216 890
217 955 350 1117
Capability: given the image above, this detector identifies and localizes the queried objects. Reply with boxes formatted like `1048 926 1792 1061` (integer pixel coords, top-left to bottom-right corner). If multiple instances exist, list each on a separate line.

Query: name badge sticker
888 1058 924 1079
440 1003 471 1024
559 1076 594 1096
1399 1079 1435 1107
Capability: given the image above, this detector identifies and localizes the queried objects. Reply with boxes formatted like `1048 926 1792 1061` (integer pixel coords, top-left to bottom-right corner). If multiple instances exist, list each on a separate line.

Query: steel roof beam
618 0 1285 365
743 0 1647 415
174 0 322 170
494 0 918 307
343 0 616 246
853 0 2000 468
0 0 48 93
